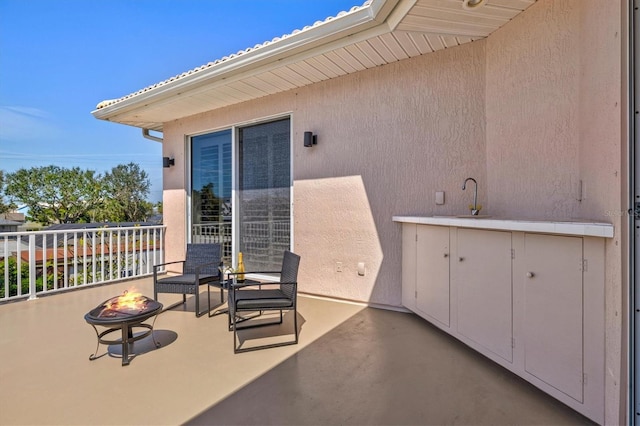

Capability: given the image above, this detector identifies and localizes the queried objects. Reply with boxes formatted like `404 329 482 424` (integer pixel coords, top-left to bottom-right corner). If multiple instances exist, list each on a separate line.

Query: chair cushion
156 273 218 285
235 289 293 310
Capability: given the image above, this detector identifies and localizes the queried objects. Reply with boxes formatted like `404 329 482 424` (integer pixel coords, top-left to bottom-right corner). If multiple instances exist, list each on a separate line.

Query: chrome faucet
462 177 480 215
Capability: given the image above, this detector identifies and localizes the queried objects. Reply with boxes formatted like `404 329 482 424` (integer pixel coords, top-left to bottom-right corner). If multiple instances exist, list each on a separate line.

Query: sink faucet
462 177 480 215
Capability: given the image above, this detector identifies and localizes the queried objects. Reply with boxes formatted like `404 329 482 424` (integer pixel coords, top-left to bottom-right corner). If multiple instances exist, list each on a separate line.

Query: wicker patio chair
228 250 300 353
153 243 222 317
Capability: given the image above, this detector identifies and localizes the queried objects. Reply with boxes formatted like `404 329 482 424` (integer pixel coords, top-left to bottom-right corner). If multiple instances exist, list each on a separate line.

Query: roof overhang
92 0 536 133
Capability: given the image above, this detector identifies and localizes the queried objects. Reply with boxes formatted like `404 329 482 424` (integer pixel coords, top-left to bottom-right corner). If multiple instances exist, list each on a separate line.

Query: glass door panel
238 118 291 272
191 129 232 262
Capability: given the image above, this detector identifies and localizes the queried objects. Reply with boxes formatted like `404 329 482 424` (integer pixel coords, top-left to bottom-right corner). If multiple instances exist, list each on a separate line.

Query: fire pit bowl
85 290 163 366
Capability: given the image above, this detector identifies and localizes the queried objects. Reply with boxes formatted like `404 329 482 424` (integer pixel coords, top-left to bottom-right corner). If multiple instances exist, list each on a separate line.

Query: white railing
0 225 165 302
192 222 232 261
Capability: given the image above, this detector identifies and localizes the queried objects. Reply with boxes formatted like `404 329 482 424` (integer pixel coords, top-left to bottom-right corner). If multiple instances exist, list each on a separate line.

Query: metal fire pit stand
85 303 163 366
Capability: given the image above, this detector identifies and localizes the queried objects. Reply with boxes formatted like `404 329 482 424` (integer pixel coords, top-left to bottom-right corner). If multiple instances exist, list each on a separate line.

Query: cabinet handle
444 253 449 258
526 272 535 278
459 257 464 262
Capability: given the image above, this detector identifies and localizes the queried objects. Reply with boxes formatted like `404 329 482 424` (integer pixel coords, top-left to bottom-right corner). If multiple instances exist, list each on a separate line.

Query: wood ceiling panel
227 80 270 98
213 85 253 103
392 31 423 57
343 44 379 68
378 33 410 61
397 15 494 37
304 56 344 79
440 35 459 48
323 50 362 74
331 47 368 72
367 36 400 63
287 61 328 83
242 75 283 94
425 34 446 51
270 66 314 87
400 32 435 55
255 71 298 92
353 40 388 67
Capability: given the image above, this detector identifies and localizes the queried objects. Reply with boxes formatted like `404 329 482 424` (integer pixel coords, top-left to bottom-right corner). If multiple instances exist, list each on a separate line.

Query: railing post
28 234 37 300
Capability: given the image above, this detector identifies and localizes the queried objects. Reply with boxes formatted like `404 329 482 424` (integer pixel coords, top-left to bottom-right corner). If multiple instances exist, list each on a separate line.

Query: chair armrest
225 270 282 279
153 260 185 272
230 280 296 290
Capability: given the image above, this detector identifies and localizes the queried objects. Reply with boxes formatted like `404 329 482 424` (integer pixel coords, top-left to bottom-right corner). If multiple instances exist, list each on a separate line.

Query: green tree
5 166 103 225
102 163 152 222
0 170 17 214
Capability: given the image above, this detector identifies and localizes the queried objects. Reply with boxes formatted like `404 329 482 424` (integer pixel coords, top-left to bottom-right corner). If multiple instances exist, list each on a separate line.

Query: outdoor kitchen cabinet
416 225 451 327
396 217 608 424
401 224 450 327
454 228 513 363
517 233 605 420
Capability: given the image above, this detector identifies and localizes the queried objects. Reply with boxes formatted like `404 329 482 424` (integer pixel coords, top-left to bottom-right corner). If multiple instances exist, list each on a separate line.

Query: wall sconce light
304 131 317 148
162 157 175 168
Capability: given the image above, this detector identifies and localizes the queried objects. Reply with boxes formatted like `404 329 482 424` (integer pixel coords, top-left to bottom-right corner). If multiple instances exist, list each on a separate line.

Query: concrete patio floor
0 276 592 425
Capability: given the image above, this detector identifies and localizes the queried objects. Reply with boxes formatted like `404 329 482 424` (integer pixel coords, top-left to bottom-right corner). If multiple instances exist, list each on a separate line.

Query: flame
104 288 146 311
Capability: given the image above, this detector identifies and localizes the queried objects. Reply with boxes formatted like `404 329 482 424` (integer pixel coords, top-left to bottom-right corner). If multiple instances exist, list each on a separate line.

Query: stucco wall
163 40 487 306
486 0 624 423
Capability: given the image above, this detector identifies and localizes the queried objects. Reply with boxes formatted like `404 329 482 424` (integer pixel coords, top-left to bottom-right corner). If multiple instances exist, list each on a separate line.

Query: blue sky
0 0 360 202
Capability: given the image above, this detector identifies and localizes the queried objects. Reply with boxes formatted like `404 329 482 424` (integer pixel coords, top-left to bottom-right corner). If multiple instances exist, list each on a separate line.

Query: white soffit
92 0 536 132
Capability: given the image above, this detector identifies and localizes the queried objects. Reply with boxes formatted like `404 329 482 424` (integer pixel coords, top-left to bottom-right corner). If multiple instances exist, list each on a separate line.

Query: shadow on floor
186 307 593 425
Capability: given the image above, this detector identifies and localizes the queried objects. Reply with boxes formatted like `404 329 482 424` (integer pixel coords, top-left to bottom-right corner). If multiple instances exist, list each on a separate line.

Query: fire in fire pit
90 289 157 319
85 288 163 366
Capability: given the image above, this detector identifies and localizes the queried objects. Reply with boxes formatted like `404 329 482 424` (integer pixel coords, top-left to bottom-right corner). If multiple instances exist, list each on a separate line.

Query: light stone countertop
392 215 614 238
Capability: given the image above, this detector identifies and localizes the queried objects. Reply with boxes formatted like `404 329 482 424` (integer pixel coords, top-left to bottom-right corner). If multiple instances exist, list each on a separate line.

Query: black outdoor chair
153 243 222 317
228 250 300 353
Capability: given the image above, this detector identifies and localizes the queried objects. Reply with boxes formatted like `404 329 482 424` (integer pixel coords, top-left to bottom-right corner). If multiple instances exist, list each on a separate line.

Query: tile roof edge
94 1 375 111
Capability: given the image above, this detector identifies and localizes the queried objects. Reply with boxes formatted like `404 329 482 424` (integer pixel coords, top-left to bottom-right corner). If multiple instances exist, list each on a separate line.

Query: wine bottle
237 252 245 282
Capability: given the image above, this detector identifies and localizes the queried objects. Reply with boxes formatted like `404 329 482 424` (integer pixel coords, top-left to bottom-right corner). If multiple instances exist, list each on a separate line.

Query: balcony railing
192 222 232 261
0 225 166 302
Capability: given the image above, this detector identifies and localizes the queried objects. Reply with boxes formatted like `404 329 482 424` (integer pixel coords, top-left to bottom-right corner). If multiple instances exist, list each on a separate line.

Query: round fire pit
85 291 163 366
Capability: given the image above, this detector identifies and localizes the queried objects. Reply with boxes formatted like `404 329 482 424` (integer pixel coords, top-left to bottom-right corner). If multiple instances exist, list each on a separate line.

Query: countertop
392 215 614 238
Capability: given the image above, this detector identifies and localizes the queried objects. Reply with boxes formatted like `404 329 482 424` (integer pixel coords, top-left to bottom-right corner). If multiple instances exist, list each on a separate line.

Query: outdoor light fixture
462 0 486 9
163 157 175 168
304 131 317 148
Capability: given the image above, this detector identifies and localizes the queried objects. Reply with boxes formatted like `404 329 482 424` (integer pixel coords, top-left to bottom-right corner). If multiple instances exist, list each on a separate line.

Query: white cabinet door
523 233 584 403
401 223 417 310
456 228 513 362
415 225 450 327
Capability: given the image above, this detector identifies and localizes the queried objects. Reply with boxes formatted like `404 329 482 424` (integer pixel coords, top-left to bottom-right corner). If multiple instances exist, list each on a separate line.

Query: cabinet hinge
416 234 418 242
583 373 588 385
511 249 515 260
581 259 588 272
415 290 418 299
511 337 515 348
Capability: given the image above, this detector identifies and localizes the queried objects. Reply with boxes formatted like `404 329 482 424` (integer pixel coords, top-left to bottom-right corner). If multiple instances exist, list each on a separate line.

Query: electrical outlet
336 262 343 272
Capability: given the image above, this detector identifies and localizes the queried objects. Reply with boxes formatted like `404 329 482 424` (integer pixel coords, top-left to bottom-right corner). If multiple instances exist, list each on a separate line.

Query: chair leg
232 305 239 353
233 307 298 353
195 290 198 317
293 306 298 344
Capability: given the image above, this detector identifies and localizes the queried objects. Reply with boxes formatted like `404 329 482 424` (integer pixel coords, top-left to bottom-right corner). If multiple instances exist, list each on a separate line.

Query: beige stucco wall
486 0 625 423
162 0 626 421
163 40 487 305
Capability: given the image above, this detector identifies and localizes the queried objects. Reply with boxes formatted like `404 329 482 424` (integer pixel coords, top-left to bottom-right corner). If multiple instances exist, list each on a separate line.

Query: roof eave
91 0 403 128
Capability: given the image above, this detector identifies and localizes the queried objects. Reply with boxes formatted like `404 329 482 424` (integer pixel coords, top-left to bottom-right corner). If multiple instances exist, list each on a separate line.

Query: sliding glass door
191 129 232 260
238 118 291 272
190 117 291 271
